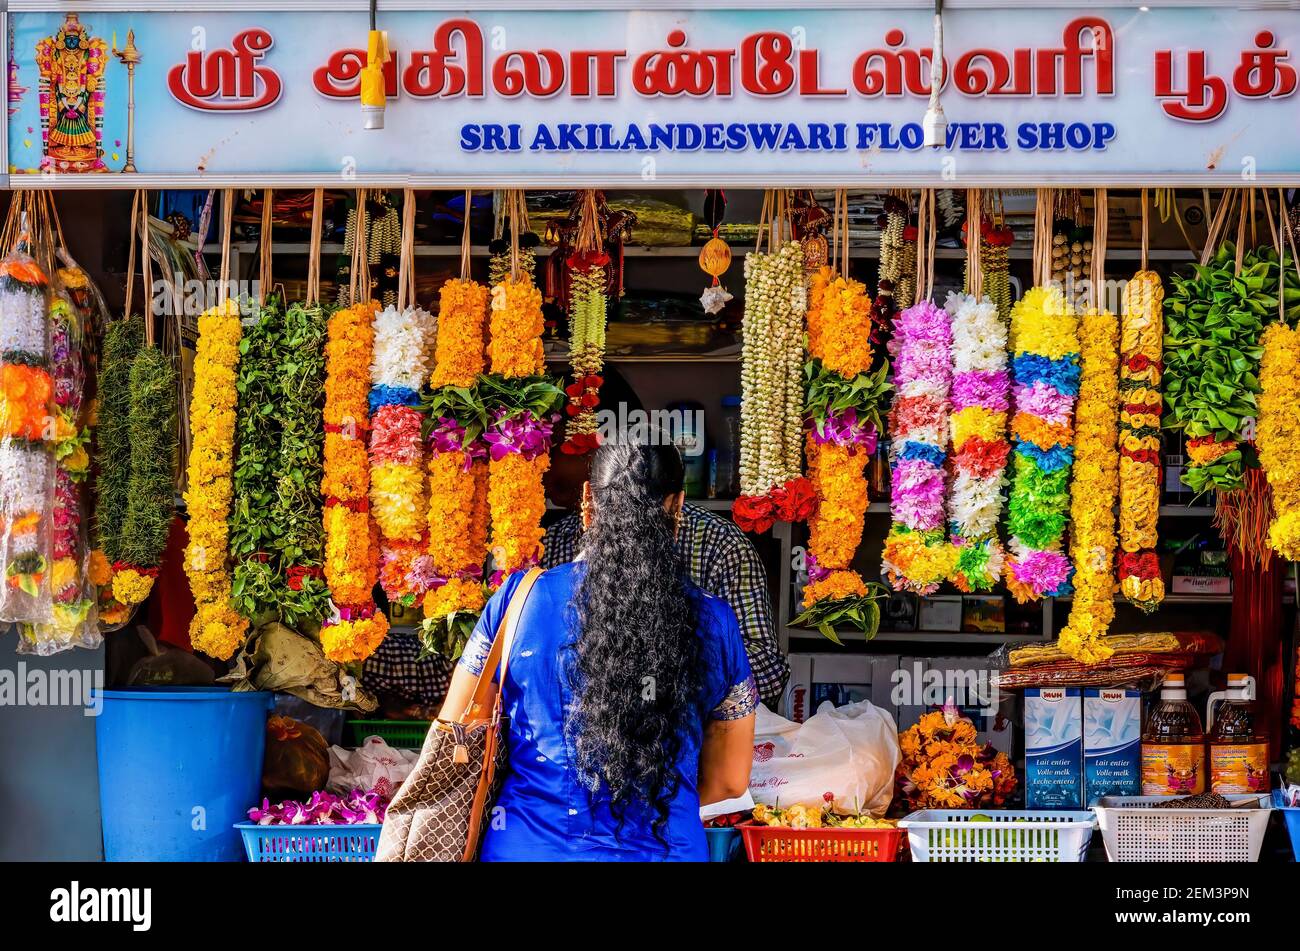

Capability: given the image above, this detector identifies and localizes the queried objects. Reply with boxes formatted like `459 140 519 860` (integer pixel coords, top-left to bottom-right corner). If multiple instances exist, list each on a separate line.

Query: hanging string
258 188 273 304
397 187 416 311
139 190 155 347
459 188 473 281
306 188 323 306
1200 188 1238 267
1234 190 1248 276
914 188 936 301
967 187 983 298
755 190 772 253
124 189 141 319
1091 188 1108 309
1140 188 1149 272
218 189 233 304
1263 188 1283 322
508 188 521 282
1281 187 1300 313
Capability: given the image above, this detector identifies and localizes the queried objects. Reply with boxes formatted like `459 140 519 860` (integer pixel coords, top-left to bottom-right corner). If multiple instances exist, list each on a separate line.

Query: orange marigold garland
1117 270 1165 611
794 264 889 640
320 300 387 662
420 278 491 659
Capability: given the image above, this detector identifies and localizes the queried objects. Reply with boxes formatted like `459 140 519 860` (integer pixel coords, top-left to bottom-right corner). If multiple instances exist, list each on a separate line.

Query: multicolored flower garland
321 300 388 663
486 278 556 581
561 265 607 455
882 300 958 595
1059 308 1120 665
945 292 1010 592
796 266 889 636
369 303 436 606
1117 271 1166 611
0 250 53 622
422 278 490 658
1258 321 1300 560
1004 285 1079 602
183 300 249 660
735 240 811 534
19 288 97 652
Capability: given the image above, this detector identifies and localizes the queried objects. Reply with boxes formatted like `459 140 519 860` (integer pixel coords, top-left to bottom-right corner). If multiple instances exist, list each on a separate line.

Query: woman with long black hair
438 440 757 860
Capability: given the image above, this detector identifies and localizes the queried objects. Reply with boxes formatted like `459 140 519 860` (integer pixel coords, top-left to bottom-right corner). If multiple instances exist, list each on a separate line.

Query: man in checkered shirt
541 500 788 708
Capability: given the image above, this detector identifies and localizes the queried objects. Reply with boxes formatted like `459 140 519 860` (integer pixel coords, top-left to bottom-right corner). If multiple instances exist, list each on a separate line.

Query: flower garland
19 288 97 652
1059 307 1120 665
1117 271 1165 611
369 303 437 606
91 316 142 623
1004 285 1079 602
795 266 889 636
485 277 557 584
944 291 1010 592
183 300 249 660
422 278 490 657
735 240 811 534
114 343 178 608
561 265 607 455
1258 321 1300 560
0 251 53 622
321 300 388 663
882 300 957 595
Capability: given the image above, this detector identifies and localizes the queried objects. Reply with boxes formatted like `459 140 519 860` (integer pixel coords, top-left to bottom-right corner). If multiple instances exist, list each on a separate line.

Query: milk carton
1084 687 1142 802
1024 687 1083 809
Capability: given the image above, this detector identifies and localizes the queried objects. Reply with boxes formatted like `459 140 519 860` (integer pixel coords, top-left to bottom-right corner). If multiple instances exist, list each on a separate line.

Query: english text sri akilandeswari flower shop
2 0 1300 878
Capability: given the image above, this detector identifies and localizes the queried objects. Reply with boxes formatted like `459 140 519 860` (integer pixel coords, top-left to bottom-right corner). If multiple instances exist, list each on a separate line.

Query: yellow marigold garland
321 300 386 662
1117 271 1165 610
183 300 249 660
1258 321 1300 559
1059 308 1119 665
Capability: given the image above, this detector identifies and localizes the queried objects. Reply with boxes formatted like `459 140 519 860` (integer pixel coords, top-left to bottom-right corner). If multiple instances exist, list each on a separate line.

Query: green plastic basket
344 719 432 749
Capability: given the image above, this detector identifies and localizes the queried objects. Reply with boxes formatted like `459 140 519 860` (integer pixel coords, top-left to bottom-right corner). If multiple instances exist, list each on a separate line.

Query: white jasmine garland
370 305 436 391
0 288 47 356
739 240 805 498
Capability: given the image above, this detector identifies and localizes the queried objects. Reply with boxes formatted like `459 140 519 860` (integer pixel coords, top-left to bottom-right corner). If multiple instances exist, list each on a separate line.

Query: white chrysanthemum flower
371 305 436 391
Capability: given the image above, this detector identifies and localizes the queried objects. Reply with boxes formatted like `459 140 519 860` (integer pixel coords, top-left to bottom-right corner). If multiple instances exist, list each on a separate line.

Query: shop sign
6 6 1300 184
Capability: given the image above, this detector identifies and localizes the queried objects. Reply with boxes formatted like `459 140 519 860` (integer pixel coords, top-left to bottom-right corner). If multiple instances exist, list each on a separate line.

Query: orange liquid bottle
1140 674 1205 796
1207 674 1269 795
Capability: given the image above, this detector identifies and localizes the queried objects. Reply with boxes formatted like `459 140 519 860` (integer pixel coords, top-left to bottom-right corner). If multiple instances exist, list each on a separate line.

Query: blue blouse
458 562 758 862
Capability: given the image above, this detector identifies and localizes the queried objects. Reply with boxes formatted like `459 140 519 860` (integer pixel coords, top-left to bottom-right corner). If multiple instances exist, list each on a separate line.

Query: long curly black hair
566 441 702 843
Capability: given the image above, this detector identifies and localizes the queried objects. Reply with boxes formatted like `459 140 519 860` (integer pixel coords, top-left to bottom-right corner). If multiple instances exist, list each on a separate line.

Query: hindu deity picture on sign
34 14 108 173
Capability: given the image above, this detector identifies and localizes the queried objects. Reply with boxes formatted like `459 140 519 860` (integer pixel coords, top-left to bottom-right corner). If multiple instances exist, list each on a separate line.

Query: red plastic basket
738 822 903 863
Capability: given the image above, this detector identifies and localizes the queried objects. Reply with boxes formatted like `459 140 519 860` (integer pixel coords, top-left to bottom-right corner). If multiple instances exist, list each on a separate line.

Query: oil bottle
1140 674 1205 796
1207 674 1269 795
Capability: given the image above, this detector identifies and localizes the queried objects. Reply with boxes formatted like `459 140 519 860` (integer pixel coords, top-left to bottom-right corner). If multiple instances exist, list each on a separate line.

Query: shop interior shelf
797 630 1048 645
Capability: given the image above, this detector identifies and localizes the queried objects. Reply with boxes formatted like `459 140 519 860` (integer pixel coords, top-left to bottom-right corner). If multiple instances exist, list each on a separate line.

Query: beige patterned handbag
375 568 541 862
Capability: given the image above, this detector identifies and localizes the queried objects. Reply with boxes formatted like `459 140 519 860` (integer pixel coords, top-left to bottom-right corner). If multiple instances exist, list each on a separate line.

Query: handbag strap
459 567 543 723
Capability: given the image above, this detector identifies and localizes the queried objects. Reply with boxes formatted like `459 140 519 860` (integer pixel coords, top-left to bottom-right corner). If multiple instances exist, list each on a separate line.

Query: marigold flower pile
1059 307 1120 665
321 300 388 662
183 300 249 660
369 303 436 605
895 703 1017 812
1004 286 1079 602
1258 321 1300 560
882 300 957 594
1117 271 1165 611
944 292 1010 592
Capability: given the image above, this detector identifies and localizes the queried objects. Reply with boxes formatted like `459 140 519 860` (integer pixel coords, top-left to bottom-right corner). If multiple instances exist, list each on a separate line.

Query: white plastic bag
328 736 418 798
749 699 900 817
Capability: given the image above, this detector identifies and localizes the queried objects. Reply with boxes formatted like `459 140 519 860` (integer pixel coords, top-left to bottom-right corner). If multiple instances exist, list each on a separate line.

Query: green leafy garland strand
230 300 283 623
268 301 330 626
120 346 178 566
95 317 143 563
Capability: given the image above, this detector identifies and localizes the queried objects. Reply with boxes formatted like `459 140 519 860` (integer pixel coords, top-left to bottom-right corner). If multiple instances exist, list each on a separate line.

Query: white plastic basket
1093 795 1271 862
898 809 1096 862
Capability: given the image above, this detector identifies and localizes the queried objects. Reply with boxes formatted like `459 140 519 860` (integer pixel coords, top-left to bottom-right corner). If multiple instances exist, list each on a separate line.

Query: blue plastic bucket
94 687 274 862
1273 789 1300 862
705 826 743 862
